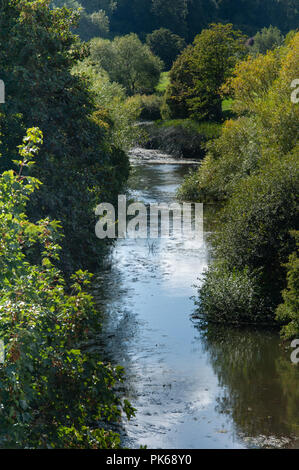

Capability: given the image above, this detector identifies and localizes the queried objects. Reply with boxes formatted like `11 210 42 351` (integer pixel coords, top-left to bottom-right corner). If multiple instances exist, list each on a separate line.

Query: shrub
251 25 284 55
146 28 186 70
195 263 273 325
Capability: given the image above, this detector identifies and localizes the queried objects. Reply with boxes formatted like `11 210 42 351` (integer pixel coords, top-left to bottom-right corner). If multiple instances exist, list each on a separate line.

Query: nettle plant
0 129 134 449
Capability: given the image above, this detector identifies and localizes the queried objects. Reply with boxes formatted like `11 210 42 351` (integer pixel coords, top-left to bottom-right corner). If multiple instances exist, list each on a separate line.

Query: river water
95 147 299 449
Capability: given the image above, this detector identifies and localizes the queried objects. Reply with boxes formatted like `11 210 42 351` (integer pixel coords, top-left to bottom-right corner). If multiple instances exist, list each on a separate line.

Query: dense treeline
52 0 299 42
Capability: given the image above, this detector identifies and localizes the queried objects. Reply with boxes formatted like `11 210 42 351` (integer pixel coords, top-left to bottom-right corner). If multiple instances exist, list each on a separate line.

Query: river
95 147 299 449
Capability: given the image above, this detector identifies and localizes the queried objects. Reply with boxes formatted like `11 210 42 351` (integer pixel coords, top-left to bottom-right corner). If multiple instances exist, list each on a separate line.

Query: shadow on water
93 148 299 449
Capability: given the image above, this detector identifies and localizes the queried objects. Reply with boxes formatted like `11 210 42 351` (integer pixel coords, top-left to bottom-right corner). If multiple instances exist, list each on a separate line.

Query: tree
51 0 111 40
151 0 188 36
162 45 194 119
146 28 186 70
276 232 299 340
188 24 247 121
0 0 129 274
89 33 163 94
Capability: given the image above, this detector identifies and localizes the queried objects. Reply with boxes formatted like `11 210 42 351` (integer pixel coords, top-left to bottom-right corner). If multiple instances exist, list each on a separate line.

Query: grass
222 98 233 112
155 71 170 94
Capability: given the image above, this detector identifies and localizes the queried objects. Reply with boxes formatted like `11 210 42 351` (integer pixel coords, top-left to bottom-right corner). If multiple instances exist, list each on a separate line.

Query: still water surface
96 148 299 449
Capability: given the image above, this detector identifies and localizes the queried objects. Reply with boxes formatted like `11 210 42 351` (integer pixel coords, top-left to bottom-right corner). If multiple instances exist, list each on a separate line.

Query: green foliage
180 33 299 201
250 25 284 55
51 0 114 40
276 232 299 339
195 152 299 326
215 152 299 284
146 28 186 70
0 129 134 448
165 24 247 121
72 61 141 149
0 0 129 274
73 1 299 42
89 34 163 95
162 45 194 119
155 71 170 95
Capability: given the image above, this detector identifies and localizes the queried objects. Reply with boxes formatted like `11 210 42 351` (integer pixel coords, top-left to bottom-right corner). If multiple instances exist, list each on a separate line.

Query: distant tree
51 0 111 40
186 0 217 42
89 33 163 94
251 25 284 54
165 24 247 121
146 28 186 70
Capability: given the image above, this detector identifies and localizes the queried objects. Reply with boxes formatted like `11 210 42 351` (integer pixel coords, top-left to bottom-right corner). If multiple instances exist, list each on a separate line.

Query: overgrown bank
180 33 299 338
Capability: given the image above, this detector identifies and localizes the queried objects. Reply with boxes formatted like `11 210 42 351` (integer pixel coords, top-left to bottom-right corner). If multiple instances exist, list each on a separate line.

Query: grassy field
155 71 170 94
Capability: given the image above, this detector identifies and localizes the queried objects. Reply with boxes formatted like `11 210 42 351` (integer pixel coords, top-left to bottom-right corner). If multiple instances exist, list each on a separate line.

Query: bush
251 25 284 55
196 151 299 326
0 130 134 448
215 152 299 279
